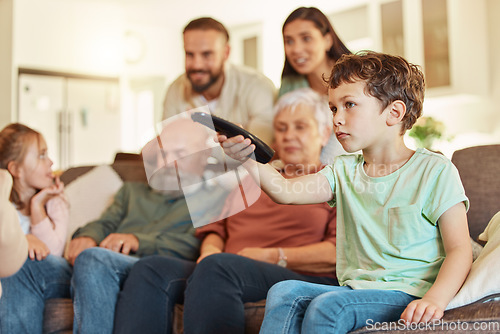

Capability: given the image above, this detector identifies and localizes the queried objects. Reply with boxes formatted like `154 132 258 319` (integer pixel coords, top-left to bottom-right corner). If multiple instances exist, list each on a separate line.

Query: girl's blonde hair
0 123 42 209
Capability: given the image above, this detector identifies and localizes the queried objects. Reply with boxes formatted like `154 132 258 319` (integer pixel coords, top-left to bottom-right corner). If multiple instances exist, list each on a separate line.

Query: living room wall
1 0 498 159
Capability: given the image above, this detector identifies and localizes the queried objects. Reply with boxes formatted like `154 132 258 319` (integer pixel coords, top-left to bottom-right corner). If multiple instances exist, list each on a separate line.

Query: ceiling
118 0 367 29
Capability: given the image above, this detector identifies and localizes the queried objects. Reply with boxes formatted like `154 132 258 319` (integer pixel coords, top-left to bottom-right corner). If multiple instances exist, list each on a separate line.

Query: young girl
0 123 72 333
0 123 68 258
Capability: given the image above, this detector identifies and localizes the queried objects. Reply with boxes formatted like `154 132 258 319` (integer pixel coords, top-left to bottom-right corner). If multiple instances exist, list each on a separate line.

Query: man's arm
400 202 472 323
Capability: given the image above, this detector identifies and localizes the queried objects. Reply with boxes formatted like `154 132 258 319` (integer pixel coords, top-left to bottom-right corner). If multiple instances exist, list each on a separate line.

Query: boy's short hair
183 17 229 43
328 51 425 133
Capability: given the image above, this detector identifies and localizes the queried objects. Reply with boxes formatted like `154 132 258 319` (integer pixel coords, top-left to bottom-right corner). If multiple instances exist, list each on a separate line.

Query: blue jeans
113 253 338 334
260 280 417 334
113 256 196 334
72 247 138 334
0 255 72 334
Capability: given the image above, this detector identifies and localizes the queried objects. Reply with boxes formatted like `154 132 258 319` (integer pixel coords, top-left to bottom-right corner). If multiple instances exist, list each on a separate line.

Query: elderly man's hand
67 237 97 265
99 233 139 255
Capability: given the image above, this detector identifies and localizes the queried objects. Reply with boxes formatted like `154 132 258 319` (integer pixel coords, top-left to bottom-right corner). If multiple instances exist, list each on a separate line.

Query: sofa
43 145 500 333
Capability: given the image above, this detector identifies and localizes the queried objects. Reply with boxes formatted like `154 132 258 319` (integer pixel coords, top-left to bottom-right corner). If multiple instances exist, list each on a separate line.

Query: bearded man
162 17 276 145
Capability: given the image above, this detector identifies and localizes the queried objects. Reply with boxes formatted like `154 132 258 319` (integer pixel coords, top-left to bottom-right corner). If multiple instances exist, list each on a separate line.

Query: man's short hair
183 17 229 42
328 51 425 133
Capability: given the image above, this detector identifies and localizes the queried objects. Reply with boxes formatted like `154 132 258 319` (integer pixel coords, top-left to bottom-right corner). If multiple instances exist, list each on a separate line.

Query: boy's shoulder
413 148 453 167
333 153 364 165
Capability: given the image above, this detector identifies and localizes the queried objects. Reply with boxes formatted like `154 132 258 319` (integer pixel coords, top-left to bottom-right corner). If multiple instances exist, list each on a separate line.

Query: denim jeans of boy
0 254 72 334
71 247 138 334
260 280 417 334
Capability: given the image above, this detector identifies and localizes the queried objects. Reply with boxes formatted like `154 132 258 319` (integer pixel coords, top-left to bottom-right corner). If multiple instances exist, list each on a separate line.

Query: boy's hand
26 234 50 261
217 134 255 162
400 297 444 324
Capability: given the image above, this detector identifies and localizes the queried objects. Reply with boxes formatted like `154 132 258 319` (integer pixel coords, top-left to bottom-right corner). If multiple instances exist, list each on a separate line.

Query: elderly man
114 88 339 334
68 118 225 334
163 17 276 145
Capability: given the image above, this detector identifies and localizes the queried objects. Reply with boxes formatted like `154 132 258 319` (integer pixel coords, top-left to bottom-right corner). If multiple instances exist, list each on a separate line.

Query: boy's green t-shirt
319 148 469 297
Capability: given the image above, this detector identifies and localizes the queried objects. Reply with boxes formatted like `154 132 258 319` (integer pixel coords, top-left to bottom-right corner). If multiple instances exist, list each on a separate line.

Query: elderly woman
113 88 339 334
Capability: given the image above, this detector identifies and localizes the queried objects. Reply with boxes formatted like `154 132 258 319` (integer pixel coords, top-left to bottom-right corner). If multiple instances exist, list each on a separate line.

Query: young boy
218 51 472 333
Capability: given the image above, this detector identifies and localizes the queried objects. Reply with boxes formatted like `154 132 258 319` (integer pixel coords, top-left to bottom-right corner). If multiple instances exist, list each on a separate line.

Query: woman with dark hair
279 7 352 163
279 6 351 97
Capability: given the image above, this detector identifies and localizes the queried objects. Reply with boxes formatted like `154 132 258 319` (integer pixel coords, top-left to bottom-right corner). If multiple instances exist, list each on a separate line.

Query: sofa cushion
64 165 123 245
172 300 266 334
351 300 500 333
447 211 500 310
43 298 73 334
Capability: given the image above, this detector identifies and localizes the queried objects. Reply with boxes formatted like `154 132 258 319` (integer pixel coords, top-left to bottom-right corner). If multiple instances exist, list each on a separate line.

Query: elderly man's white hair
273 88 333 137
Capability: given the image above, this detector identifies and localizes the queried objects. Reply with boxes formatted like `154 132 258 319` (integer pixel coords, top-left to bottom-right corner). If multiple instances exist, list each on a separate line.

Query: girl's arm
219 135 333 205
29 176 68 256
400 202 472 323
30 195 69 257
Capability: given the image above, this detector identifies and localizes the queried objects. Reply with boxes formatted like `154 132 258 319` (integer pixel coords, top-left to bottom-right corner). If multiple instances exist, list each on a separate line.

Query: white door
66 78 120 167
18 73 121 169
18 74 65 169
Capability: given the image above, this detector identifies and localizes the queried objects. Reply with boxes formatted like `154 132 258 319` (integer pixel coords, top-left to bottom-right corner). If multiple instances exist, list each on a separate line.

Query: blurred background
1 0 499 169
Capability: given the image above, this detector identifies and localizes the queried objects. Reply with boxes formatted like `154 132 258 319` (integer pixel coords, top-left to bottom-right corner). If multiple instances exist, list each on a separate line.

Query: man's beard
187 68 223 93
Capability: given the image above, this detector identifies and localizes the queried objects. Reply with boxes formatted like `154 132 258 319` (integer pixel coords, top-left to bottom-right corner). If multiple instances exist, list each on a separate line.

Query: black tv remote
191 111 275 164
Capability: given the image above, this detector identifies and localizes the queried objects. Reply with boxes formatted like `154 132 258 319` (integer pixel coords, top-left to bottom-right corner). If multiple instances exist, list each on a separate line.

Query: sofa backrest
61 161 147 186
451 144 500 241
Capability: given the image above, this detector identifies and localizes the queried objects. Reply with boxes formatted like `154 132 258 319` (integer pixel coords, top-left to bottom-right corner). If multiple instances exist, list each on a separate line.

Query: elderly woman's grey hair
273 88 333 137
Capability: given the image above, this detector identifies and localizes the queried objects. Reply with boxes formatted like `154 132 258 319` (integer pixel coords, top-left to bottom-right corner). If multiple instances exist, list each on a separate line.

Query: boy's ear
386 100 406 127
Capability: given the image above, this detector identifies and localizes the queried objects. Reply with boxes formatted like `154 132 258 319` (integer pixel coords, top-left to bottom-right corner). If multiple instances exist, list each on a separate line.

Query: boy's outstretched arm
218 134 333 205
400 202 472 323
